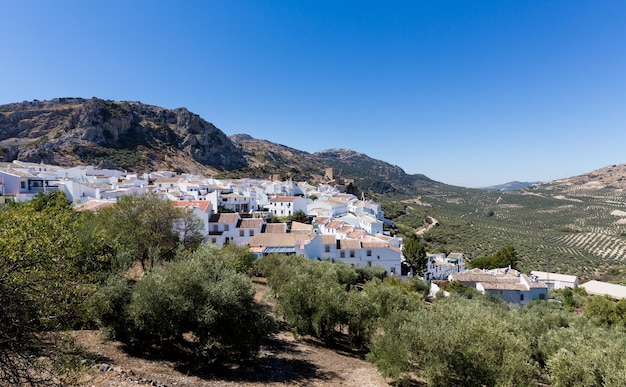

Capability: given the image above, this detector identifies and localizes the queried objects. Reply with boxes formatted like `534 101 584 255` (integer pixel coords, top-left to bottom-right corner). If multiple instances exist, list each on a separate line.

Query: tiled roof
481 282 527 291
326 220 343 229
264 223 288 233
270 196 300 202
339 240 362 250
172 200 211 212
238 218 264 229
361 241 388 249
209 213 240 223
347 230 367 239
291 221 313 231
321 234 337 244
249 232 314 248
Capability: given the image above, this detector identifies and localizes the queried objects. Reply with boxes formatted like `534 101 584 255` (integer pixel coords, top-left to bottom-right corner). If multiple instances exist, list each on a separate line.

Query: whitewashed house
208 213 241 246
449 268 548 306
234 217 265 245
268 196 307 217
529 271 579 290
424 253 466 280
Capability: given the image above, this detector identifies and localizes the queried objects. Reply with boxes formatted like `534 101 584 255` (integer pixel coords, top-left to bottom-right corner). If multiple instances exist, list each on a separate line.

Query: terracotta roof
264 223 288 233
339 240 361 250
337 225 354 234
249 232 314 248
270 196 300 202
321 234 337 244
291 221 313 231
361 241 388 249
209 213 240 223
238 218 264 229
172 200 211 212
347 230 367 239
326 220 343 229
480 282 527 291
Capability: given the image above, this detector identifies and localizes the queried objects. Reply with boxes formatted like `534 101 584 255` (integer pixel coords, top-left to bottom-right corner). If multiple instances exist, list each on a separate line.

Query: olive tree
97 192 204 272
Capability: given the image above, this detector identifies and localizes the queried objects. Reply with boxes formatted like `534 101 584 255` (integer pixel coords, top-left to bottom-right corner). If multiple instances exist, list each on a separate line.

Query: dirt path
414 216 438 235
75 278 390 387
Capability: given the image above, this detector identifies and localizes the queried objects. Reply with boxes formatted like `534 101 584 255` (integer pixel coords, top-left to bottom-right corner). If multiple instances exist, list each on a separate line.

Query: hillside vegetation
393 166 626 282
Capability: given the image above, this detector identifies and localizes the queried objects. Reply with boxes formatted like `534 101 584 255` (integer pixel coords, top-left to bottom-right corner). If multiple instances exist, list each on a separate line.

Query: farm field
396 182 626 283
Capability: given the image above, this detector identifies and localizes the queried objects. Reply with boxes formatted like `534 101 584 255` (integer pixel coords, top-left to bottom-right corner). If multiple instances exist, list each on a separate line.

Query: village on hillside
2 159 624 304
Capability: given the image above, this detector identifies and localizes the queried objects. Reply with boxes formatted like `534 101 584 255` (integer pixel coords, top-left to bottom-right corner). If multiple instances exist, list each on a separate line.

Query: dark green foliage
260 255 422 346
368 297 536 386
0 192 100 385
468 245 519 269
96 244 274 365
402 233 427 275
97 192 204 272
219 244 256 274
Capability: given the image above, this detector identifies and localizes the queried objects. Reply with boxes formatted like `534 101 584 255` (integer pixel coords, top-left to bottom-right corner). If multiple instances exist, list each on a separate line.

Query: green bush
96 244 274 365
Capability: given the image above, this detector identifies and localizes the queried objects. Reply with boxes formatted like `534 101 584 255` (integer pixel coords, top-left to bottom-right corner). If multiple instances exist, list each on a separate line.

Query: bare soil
73 278 391 387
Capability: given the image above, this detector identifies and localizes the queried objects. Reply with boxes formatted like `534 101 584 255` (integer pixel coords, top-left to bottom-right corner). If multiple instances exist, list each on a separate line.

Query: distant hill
481 181 543 191
539 163 626 191
0 98 445 196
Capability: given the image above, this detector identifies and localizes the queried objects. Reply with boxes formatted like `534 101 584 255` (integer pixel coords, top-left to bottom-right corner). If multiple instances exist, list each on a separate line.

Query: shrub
96 244 274 365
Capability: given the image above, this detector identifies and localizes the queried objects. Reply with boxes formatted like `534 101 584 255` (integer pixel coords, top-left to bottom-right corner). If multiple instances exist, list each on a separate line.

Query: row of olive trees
258 254 428 346
258 252 626 386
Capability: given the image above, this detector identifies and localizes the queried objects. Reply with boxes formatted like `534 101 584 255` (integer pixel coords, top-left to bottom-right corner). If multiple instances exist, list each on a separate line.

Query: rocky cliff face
0 98 246 173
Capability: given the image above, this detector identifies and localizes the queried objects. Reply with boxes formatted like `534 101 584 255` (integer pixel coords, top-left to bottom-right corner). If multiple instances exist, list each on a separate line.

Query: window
20 181 26 189
366 250 372 257
520 294 525 301
325 245 330 253
239 230 244 237
224 225 229 231
211 238 217 244
340 251 345 258
539 293 546 300
249 230 254 237
350 250 355 258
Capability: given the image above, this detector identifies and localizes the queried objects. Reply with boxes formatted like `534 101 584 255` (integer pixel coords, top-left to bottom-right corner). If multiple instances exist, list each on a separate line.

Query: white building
424 253 466 281
449 268 548 306
529 271 579 290
268 196 307 217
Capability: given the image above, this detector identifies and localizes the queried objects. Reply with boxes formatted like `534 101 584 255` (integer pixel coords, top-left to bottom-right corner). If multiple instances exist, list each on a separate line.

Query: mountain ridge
0 98 442 196
1 98 624 196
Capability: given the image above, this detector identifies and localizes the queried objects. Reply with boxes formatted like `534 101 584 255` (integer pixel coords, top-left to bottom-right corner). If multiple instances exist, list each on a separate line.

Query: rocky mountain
0 98 443 196
0 98 246 174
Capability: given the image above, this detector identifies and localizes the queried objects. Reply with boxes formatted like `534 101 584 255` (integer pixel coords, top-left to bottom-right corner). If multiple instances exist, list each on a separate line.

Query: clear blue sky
1 1 625 188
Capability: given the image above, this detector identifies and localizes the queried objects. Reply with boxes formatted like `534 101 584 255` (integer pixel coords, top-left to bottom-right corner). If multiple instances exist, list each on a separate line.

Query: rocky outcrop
0 98 247 173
